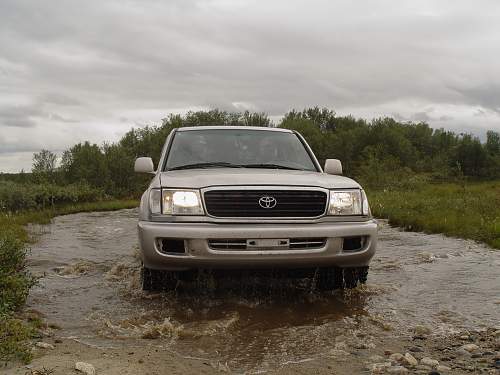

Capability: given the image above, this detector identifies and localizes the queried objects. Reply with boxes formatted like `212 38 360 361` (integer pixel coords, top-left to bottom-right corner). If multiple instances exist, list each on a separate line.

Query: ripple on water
25 208 500 372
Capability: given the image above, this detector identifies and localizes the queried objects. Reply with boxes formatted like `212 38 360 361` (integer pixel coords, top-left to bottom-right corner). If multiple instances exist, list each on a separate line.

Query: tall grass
368 181 500 249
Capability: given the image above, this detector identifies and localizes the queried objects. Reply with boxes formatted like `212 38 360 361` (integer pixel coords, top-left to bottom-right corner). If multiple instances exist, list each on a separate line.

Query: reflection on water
26 209 500 372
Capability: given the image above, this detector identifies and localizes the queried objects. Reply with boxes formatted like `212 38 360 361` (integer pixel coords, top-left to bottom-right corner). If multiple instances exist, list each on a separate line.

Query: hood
157 168 361 189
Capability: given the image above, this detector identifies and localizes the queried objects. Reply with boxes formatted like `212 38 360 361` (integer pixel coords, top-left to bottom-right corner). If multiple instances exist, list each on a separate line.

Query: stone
420 357 439 368
415 365 432 372
329 349 350 358
371 362 392 374
437 365 451 372
403 353 418 367
461 343 479 352
35 342 54 349
75 362 96 375
456 348 472 357
369 355 384 362
413 325 431 336
353 341 376 349
409 346 424 353
419 252 436 263
389 353 404 363
386 365 408 374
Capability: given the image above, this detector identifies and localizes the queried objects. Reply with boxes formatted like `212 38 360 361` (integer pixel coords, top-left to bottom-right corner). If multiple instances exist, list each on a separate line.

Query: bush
0 232 33 315
0 227 35 363
0 181 105 212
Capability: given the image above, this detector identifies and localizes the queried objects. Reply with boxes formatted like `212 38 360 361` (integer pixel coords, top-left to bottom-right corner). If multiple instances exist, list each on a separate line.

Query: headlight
328 190 363 216
149 189 204 215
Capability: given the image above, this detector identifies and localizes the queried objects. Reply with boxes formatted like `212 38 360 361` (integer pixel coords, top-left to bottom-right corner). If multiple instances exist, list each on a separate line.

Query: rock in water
35 342 55 349
461 343 479 352
403 353 418 367
387 365 409 374
437 365 451 372
420 357 439 368
75 362 96 375
413 325 431 336
389 353 404 363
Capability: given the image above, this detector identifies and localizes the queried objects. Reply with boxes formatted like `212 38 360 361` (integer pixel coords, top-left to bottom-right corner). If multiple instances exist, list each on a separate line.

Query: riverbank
368 181 500 250
0 199 138 363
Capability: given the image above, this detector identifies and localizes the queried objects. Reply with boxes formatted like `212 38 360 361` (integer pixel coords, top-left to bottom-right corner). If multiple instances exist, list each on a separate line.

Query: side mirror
324 159 343 175
134 157 155 174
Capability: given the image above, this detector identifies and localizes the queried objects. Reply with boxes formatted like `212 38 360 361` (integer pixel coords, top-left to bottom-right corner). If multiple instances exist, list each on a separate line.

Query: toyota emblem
258 196 277 209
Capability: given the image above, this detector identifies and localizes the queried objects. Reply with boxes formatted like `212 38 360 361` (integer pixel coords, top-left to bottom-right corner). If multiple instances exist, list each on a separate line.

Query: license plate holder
246 239 290 249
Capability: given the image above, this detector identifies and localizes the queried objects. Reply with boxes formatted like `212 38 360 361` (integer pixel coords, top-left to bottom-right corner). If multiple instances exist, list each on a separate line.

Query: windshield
164 129 317 171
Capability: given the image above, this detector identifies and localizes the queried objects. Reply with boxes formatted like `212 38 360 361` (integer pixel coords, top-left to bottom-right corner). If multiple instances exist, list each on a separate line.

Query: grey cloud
40 93 81 106
0 140 46 154
47 113 79 123
1 0 500 171
454 84 500 113
0 103 79 128
412 111 433 122
0 105 42 128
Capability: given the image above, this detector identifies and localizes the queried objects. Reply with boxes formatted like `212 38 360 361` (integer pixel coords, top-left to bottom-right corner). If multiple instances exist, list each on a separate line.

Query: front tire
141 266 179 291
316 266 369 291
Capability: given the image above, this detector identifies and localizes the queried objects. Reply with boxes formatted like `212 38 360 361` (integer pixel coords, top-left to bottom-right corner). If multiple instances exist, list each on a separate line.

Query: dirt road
3 209 500 374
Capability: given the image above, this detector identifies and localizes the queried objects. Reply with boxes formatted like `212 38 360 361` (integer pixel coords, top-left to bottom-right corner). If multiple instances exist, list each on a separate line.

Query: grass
0 199 138 364
368 181 500 249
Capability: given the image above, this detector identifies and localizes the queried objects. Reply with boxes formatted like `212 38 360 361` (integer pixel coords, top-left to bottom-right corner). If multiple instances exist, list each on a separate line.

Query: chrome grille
204 189 327 218
208 238 326 251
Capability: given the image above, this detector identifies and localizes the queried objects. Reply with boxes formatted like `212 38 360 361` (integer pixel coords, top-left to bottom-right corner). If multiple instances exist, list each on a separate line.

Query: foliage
32 149 57 183
0 181 105 212
0 317 34 363
0 221 35 363
3 107 495 198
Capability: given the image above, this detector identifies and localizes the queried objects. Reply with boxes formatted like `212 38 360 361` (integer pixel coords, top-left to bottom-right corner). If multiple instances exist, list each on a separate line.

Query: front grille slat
204 189 327 218
208 238 327 251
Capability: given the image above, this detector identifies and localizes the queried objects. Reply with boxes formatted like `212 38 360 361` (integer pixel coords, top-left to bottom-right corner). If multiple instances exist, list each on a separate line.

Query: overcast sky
1 0 500 172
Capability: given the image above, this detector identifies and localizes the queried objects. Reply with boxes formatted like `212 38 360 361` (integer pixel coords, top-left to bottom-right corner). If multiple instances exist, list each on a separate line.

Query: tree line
4 108 500 196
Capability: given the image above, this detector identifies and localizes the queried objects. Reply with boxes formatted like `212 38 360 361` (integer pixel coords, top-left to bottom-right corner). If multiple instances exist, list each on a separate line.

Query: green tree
60 142 107 187
32 149 57 182
486 130 500 155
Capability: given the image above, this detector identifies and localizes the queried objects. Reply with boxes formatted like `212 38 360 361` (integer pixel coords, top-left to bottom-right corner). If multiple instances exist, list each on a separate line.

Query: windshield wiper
242 163 302 170
169 162 245 171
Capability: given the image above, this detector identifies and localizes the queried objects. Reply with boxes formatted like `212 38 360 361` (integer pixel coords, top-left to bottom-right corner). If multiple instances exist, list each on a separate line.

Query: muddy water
26 209 500 372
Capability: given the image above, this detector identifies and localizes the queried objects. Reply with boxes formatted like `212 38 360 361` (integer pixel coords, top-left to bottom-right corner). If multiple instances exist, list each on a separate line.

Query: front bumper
138 220 378 271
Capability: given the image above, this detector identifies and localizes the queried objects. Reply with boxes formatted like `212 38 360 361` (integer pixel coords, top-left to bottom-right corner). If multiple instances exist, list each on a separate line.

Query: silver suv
135 126 377 291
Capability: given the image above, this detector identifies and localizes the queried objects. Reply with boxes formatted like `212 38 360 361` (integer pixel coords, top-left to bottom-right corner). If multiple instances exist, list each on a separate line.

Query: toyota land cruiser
135 126 377 291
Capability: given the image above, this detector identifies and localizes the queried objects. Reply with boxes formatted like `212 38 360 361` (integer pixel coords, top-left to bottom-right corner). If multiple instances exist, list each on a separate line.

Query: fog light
342 236 367 252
